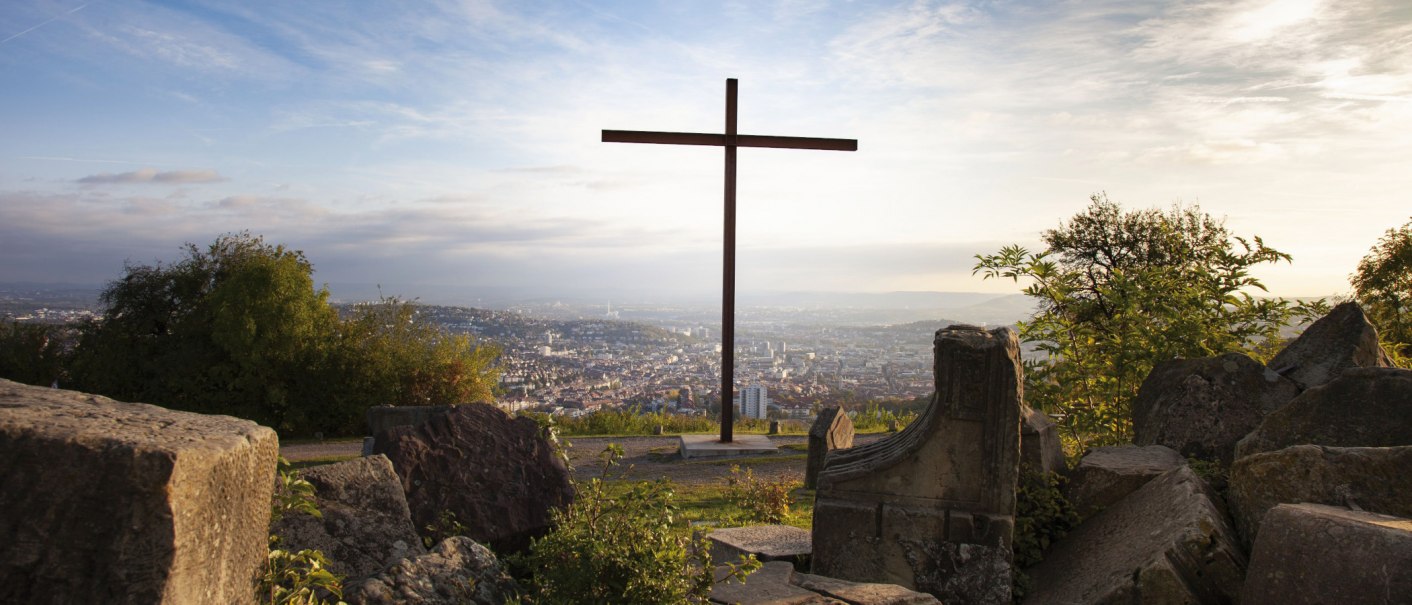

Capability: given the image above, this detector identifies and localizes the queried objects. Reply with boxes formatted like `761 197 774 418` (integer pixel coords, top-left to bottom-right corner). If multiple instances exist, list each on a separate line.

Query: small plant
260 457 346 605
422 509 470 549
517 444 758 604
724 465 797 524
1012 469 1079 603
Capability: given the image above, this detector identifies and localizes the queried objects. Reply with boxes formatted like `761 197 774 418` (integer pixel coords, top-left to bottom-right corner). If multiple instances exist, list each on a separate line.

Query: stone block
0 379 278 605
813 325 1020 604
1132 352 1299 464
1241 503 1412 604
365 404 453 438
1235 367 1412 459
710 561 941 605
373 403 573 554
805 406 854 490
1025 466 1246 604
1228 444 1412 549
1063 444 1186 520
1268 301 1393 391
1020 405 1065 474
272 454 426 582
347 536 517 605
708 525 812 570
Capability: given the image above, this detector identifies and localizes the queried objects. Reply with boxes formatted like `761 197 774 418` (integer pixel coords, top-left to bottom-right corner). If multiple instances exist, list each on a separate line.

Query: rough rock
1025 466 1246 604
1020 405 1065 475
1241 503 1412 604
813 325 1020 604
805 406 854 490
1268 301 1392 391
1228 444 1412 549
1132 352 1299 464
373 403 573 554
708 524 811 570
1062 444 1187 520
272 455 426 582
346 536 516 605
710 561 940 605
0 378 277 605
1234 367 1412 459
365 405 452 439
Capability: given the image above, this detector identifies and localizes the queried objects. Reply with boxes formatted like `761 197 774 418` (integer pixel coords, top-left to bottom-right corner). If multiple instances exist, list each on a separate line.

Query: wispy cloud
76 168 227 185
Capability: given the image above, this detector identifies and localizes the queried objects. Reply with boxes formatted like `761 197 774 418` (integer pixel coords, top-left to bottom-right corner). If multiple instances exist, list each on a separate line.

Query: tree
1352 218 1412 365
0 321 71 387
974 194 1318 450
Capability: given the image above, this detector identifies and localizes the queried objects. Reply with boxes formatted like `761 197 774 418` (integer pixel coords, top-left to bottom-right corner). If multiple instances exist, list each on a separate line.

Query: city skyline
3 1 1410 301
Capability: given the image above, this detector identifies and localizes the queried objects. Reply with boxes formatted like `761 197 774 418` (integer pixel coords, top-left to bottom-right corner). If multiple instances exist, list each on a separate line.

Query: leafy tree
974 194 1319 450
0 321 71 386
1352 218 1412 365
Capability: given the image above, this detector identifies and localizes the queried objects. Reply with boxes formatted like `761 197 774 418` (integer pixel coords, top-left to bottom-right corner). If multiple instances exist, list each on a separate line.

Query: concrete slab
709 525 811 570
679 433 778 459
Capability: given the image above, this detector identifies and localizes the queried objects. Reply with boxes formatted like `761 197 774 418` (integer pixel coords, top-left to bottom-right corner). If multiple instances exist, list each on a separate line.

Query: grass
600 479 816 534
286 454 358 470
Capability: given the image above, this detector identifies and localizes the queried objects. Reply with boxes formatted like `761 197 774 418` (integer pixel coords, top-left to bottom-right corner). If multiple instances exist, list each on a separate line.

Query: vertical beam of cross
603 78 856 443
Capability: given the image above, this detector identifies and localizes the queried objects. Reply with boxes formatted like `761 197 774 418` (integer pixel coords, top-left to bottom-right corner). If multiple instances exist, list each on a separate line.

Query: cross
603 78 857 443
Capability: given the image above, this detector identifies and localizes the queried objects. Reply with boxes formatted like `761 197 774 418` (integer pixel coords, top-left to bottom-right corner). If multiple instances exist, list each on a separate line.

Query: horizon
3 1 1409 300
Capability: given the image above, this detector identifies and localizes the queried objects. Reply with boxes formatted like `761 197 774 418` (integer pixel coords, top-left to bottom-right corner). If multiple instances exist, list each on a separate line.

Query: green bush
723 465 797 524
517 445 757 604
261 457 346 605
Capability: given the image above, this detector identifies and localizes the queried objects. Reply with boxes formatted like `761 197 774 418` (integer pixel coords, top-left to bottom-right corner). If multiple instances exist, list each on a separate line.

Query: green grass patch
602 480 815 534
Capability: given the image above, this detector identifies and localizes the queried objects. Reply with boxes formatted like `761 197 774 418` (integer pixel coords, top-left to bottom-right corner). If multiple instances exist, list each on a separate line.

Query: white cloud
76 168 226 185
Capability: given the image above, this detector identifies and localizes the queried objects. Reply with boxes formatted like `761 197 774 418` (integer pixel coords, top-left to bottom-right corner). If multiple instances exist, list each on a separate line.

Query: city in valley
1 284 1034 421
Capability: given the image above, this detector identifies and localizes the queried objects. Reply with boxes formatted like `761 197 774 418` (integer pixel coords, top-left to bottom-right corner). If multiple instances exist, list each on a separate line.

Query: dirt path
280 433 889 487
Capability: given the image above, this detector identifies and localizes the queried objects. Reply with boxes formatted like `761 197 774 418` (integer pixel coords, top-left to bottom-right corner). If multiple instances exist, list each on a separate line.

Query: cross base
678 433 778 459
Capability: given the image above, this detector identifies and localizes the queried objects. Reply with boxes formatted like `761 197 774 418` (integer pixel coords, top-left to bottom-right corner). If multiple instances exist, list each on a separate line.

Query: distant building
738 385 770 420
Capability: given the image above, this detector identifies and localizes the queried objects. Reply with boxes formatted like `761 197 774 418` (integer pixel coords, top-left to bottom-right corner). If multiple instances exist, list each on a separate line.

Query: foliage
1352 218 1412 365
975 195 1319 450
1012 470 1079 603
517 444 758 604
849 401 917 433
64 233 499 436
723 465 797 524
262 457 345 605
0 321 71 386
421 509 471 549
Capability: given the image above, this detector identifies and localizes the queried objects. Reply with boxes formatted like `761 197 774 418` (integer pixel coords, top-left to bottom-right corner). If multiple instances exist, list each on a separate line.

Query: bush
262 457 345 605
517 445 757 604
1012 470 1079 602
723 465 797 524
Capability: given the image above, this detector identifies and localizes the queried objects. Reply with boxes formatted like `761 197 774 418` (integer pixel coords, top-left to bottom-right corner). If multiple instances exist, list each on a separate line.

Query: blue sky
2 0 1409 302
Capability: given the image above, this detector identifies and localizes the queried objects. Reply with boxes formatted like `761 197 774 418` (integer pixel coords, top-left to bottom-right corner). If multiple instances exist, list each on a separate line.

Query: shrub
724 465 797 524
517 445 757 604
261 457 346 605
1012 469 1079 602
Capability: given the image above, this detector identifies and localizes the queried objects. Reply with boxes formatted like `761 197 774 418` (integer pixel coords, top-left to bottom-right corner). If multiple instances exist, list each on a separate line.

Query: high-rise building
738 385 770 420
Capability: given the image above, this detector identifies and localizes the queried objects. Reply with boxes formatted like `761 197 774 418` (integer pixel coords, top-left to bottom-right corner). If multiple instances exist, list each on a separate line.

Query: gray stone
1228 444 1412 550
1025 466 1246 604
1063 444 1187 520
346 536 517 605
1241 504 1412 605
791 572 941 605
272 455 427 582
709 525 812 571
374 403 574 555
1268 301 1393 391
805 406 854 490
360 436 375 456
711 561 840 605
365 404 453 438
1020 405 1065 474
812 325 1020 604
0 378 277 605
1132 352 1300 464
1235 367 1412 459
770 420 781 435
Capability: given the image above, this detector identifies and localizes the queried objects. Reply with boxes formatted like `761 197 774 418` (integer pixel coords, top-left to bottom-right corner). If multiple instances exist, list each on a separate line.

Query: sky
2 0 1409 304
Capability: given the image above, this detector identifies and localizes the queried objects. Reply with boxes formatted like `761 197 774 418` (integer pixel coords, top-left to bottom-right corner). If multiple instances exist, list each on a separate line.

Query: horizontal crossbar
602 130 857 151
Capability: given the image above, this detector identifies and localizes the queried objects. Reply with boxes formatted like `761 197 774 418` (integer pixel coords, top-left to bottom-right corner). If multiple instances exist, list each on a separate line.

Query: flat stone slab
709 525 811 570
1242 504 1412 604
680 433 778 459
711 561 940 605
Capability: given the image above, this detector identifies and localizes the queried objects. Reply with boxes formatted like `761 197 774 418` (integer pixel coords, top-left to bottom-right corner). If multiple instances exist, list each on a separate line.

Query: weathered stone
770 420 781 435
711 561 840 605
1235 367 1412 459
1241 504 1412 605
272 455 426 582
709 525 812 570
1132 352 1300 464
1063 444 1186 520
1019 405 1065 475
373 403 573 554
1268 301 1392 391
813 325 1020 604
791 572 941 605
365 404 453 438
1228 444 1412 550
346 536 517 605
0 379 277 605
1025 466 1246 604
805 406 854 490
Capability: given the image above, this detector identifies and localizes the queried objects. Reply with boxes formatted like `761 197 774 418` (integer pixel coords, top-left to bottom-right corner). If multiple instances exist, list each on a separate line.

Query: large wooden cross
603 78 857 443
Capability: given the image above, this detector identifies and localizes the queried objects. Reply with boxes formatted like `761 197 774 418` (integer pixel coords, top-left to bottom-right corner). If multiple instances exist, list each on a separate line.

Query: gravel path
280 433 889 487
